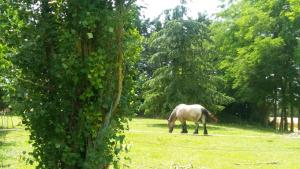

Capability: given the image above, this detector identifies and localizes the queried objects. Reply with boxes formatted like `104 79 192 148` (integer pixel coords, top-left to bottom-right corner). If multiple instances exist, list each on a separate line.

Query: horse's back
176 104 205 111
175 104 204 122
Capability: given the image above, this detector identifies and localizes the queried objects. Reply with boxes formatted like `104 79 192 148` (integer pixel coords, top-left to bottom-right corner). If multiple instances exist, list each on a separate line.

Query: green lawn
123 118 300 169
0 116 34 169
1 117 300 169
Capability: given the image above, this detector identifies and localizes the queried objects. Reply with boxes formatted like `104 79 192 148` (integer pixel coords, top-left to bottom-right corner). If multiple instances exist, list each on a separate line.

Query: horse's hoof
204 130 208 135
181 131 188 133
193 132 198 134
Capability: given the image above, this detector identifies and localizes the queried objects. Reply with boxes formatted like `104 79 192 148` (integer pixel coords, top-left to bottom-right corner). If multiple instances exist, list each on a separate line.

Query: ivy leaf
55 143 61 148
62 63 68 69
87 32 93 39
108 27 114 33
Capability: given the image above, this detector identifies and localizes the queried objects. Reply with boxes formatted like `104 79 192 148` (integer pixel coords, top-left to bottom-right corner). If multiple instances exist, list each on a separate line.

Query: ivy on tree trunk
0 0 141 168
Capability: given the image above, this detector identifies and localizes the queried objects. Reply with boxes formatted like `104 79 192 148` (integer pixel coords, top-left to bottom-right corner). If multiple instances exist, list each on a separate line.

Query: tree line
139 0 300 132
0 0 299 168
213 0 300 132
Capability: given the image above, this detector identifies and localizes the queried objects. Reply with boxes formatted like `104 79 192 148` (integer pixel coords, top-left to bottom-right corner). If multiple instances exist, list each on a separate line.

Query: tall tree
213 0 300 127
288 0 300 131
0 0 141 168
141 4 232 117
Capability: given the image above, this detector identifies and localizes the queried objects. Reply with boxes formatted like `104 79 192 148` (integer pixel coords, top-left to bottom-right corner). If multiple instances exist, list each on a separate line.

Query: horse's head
167 119 175 133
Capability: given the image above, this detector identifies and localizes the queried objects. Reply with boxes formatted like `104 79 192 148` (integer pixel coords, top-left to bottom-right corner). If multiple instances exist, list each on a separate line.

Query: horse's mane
168 107 177 122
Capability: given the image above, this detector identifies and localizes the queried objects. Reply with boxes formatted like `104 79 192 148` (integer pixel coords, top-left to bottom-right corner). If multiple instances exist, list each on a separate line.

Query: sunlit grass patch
0 116 34 169
123 118 300 169
0 115 22 129
1 117 300 169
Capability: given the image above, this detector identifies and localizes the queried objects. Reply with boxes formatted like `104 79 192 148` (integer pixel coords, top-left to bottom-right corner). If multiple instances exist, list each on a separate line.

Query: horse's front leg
194 122 199 134
181 121 188 133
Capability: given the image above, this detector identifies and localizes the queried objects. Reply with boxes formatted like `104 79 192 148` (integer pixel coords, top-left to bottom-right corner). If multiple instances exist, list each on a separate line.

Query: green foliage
213 0 300 125
141 5 232 117
0 0 141 168
286 0 300 20
0 37 15 110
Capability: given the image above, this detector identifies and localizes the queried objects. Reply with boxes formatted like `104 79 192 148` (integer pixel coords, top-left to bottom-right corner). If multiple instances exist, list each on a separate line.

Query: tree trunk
273 91 278 129
290 105 294 132
260 100 269 127
279 108 284 132
85 2 125 168
298 109 300 132
280 81 289 132
283 107 288 131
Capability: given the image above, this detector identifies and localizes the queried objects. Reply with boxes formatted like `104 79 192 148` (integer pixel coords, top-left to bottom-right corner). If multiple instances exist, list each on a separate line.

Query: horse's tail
203 109 218 123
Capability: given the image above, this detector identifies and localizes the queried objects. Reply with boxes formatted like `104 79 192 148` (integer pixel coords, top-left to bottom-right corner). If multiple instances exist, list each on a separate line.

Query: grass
0 116 34 169
122 118 300 169
1 117 300 169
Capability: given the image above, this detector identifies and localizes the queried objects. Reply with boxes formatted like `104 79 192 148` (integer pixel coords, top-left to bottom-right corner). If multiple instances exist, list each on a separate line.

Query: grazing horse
167 104 218 135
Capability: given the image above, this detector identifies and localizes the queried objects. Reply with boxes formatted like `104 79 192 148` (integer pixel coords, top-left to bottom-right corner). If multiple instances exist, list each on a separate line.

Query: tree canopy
140 4 232 117
213 0 300 126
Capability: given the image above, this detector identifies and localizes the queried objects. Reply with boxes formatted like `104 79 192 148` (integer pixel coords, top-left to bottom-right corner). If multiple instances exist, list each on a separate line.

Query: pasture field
0 116 33 169
1 117 300 169
123 118 300 169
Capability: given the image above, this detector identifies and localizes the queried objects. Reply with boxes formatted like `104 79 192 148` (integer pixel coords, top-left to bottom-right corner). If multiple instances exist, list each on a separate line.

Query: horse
167 104 218 135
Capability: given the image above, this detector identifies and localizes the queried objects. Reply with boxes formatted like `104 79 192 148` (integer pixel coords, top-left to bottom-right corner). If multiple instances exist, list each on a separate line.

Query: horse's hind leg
203 122 208 135
193 122 199 134
202 114 208 135
181 121 188 133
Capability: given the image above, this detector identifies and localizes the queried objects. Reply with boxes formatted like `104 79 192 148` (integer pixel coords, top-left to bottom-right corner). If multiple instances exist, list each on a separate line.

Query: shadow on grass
0 140 16 148
148 123 223 131
147 122 279 134
0 130 17 155
216 123 277 132
0 164 12 168
0 130 17 168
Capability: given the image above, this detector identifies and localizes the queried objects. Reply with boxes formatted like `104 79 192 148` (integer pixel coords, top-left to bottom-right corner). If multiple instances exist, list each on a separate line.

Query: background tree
0 45 9 110
213 0 300 128
141 4 232 117
0 23 16 111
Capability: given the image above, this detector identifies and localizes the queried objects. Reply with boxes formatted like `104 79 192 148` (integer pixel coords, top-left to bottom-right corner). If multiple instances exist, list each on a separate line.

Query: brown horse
168 104 218 135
